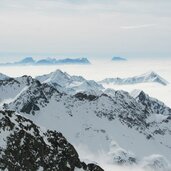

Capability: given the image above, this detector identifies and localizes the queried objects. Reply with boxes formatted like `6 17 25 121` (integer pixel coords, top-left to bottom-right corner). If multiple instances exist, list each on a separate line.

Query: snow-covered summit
131 89 171 115
139 71 169 85
37 69 71 85
36 69 104 94
99 71 169 86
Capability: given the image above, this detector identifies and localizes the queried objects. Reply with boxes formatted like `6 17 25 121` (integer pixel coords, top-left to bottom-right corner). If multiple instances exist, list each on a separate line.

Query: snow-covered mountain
36 69 104 95
0 73 10 80
17 57 35 64
99 71 169 86
0 75 38 103
131 90 171 116
1 79 171 169
1 71 171 170
0 110 103 171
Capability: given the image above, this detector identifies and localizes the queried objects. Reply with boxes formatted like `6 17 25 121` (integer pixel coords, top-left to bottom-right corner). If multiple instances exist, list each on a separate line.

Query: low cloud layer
75 144 171 171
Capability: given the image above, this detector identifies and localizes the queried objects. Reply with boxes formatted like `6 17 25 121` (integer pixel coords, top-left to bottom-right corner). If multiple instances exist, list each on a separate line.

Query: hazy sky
0 0 171 61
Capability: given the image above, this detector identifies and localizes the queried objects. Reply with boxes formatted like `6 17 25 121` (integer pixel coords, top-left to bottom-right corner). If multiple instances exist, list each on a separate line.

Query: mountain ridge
36 69 104 95
0 57 91 66
0 110 104 171
99 71 169 86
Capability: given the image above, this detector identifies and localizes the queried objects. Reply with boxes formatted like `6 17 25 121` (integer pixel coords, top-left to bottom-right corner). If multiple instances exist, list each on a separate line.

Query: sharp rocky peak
140 71 169 85
131 89 171 116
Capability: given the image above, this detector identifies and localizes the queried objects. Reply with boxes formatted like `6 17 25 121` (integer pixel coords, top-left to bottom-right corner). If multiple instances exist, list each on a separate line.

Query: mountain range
0 70 171 170
36 69 104 95
0 57 91 66
99 71 169 86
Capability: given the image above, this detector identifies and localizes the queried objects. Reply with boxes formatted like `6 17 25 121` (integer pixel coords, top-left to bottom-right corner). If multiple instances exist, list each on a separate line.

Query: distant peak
112 57 127 61
149 71 157 75
0 57 91 66
100 71 169 86
24 57 34 60
16 57 35 64
142 71 169 85
48 69 70 83
19 57 35 63
80 57 90 61
143 71 158 77
53 69 64 74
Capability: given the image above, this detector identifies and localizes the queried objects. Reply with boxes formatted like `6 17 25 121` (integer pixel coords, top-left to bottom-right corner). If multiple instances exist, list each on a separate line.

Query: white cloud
120 24 156 30
0 0 171 58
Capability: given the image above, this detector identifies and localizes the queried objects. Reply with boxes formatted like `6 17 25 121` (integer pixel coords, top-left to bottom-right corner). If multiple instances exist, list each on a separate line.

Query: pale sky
0 0 171 61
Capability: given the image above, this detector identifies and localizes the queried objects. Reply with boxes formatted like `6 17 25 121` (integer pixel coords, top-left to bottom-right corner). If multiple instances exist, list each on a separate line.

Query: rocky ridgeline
0 110 104 171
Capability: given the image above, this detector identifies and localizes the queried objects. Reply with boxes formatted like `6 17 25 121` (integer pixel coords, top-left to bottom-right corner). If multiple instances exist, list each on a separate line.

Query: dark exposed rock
0 110 104 171
87 164 104 171
134 91 171 115
0 78 19 86
75 93 97 101
3 81 62 115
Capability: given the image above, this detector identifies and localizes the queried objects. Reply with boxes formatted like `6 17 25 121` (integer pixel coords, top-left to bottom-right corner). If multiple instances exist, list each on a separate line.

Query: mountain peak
141 71 169 85
131 89 171 115
51 69 70 78
36 70 104 95
18 57 35 64
0 73 10 80
142 71 159 77
112 57 127 61
53 69 65 75
131 89 146 99
41 69 70 86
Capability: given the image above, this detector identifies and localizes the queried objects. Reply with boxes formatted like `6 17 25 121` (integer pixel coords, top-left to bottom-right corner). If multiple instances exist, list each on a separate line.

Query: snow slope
0 71 171 170
0 110 103 171
0 75 38 104
1 77 170 170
